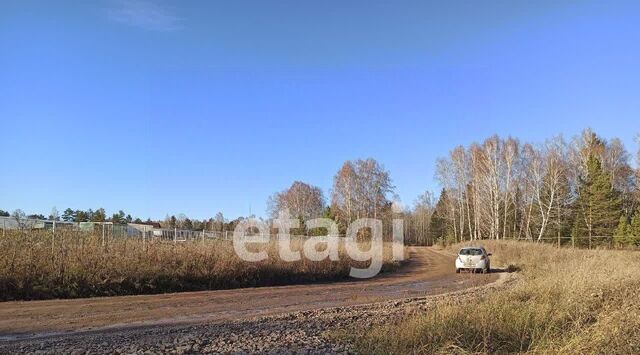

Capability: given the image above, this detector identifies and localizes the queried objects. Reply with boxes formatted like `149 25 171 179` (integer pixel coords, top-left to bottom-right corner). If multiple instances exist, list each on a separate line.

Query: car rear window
459 248 483 256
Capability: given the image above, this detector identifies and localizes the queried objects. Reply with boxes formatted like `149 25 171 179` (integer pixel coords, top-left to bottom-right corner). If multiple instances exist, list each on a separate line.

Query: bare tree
331 161 358 225
355 159 394 219
268 181 325 221
176 213 187 229
214 212 225 233
568 128 606 187
331 158 394 229
407 191 435 245
527 137 567 242
49 207 59 221
501 137 519 239
603 138 632 191
431 129 633 246
12 209 27 230
469 143 488 240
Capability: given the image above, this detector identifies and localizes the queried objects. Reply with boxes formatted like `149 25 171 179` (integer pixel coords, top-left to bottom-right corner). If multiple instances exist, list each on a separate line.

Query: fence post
174 227 177 244
143 225 147 249
202 229 205 245
102 224 106 247
52 220 56 252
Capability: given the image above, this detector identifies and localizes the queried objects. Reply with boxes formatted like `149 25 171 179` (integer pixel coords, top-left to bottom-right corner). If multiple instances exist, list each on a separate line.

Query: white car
455 247 491 274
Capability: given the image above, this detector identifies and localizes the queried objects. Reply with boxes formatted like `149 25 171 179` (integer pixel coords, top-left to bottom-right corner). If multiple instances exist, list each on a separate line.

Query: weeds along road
0 247 497 342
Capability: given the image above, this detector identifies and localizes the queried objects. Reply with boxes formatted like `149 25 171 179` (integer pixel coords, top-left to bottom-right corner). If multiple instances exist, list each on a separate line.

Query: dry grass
0 230 400 301
343 240 640 354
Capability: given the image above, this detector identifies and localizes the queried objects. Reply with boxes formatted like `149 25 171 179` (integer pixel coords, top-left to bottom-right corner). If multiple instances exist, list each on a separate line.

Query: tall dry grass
343 240 640 354
0 230 400 301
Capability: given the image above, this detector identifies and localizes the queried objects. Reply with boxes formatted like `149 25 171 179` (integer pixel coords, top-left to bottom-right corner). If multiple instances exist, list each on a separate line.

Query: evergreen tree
429 189 452 243
91 208 106 222
62 208 75 222
614 216 632 247
572 155 622 248
74 210 88 222
631 212 640 245
111 210 126 224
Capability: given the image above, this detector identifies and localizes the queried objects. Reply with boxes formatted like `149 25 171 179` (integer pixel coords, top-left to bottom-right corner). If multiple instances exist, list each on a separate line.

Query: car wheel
455 268 460 274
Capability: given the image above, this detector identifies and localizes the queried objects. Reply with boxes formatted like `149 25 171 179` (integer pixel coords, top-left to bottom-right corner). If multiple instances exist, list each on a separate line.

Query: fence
478 234 637 250
0 216 339 246
0 216 238 245
3 216 634 250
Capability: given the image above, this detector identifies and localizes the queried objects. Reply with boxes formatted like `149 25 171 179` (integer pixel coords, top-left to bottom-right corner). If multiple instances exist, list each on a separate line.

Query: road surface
0 247 497 342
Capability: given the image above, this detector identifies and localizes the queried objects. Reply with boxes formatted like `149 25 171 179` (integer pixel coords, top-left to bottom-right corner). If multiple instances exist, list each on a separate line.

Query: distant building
0 216 96 231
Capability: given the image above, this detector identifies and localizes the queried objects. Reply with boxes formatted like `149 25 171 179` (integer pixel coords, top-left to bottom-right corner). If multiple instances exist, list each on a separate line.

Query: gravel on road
0 272 517 355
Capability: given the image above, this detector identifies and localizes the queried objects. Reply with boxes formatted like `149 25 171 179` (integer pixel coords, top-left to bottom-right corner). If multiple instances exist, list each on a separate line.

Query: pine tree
430 189 452 244
74 210 88 222
614 216 631 247
183 218 193 230
572 155 622 248
62 208 75 222
111 210 126 224
631 212 640 246
92 208 106 222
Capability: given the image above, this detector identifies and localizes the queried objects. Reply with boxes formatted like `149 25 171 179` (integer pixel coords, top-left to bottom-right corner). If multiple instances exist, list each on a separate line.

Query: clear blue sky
1 0 639 220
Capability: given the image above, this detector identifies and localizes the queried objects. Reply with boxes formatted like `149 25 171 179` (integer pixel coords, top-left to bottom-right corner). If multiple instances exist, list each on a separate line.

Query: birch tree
528 138 566 242
431 129 633 245
331 158 394 230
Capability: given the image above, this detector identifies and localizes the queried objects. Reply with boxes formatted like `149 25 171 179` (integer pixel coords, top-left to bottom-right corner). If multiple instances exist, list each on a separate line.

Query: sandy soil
0 247 497 341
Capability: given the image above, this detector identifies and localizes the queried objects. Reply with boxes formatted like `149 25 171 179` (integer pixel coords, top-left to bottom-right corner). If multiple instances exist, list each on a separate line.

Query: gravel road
0 248 510 354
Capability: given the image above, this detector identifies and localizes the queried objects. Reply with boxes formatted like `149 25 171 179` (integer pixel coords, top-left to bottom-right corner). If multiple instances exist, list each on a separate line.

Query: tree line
266 158 436 245
431 128 640 248
4 128 638 248
0 207 240 233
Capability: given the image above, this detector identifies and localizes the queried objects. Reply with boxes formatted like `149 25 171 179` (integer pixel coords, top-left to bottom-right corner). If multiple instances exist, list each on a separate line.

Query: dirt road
0 247 497 343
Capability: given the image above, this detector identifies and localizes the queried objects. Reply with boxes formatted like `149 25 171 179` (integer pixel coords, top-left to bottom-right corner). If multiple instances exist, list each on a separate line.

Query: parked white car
455 247 491 274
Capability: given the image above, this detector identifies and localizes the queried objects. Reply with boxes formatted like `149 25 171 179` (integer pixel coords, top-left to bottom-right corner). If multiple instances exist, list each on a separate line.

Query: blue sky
1 0 639 220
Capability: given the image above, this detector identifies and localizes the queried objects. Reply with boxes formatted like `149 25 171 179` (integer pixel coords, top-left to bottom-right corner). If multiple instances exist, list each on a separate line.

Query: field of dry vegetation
0 230 400 301
343 240 640 354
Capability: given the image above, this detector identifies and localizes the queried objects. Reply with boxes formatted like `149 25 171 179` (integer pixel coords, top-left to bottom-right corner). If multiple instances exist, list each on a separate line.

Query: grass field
0 230 400 301
341 240 640 354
